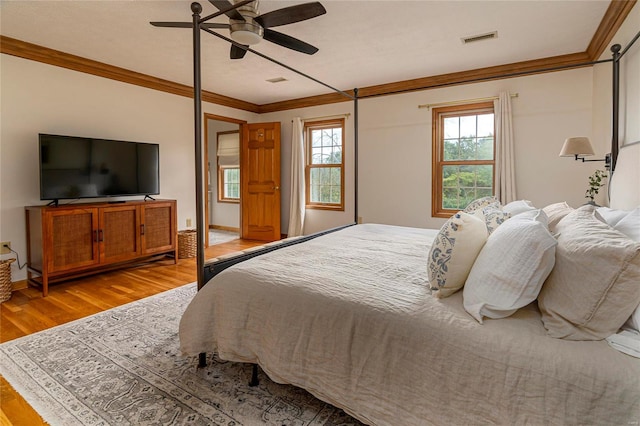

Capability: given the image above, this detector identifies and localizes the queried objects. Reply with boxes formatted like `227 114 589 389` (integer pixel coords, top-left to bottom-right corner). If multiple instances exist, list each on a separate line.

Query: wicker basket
178 230 197 259
0 259 15 303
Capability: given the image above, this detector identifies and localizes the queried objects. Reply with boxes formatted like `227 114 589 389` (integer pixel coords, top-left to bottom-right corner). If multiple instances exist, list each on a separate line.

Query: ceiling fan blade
150 21 230 29
230 44 248 59
255 2 326 28
263 29 319 55
209 0 246 21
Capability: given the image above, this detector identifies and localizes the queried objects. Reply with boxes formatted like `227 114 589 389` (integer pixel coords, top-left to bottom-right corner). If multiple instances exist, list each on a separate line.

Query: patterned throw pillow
428 212 489 298
463 196 500 213
473 205 511 234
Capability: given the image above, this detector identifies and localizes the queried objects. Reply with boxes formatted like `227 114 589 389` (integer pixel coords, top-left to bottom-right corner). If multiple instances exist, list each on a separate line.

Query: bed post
249 364 260 387
354 88 359 224
611 43 621 172
191 2 208 370
192 1 206 293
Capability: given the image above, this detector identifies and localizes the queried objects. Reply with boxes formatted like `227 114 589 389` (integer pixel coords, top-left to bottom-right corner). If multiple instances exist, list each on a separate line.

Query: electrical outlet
186 218 192 228
0 241 10 255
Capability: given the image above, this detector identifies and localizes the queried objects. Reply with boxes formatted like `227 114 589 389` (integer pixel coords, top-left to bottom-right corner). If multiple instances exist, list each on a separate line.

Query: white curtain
494 92 517 203
287 117 306 237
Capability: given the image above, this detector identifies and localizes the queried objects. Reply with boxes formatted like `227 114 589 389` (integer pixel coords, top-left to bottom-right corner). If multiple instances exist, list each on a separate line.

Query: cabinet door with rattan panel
99 204 141 264
47 208 100 273
140 201 176 255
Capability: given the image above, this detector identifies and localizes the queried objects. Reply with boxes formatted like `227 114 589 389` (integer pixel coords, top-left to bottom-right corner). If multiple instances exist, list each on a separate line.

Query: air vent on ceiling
266 77 288 83
461 31 498 44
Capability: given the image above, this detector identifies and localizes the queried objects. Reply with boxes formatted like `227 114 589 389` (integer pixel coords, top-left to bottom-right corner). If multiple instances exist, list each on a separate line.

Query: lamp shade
559 137 595 157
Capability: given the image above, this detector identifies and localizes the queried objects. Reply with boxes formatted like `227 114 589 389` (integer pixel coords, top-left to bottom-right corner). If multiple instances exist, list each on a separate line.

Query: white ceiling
0 0 611 105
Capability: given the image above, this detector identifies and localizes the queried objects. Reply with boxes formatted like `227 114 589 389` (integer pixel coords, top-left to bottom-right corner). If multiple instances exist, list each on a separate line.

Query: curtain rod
418 93 518 109
291 113 351 123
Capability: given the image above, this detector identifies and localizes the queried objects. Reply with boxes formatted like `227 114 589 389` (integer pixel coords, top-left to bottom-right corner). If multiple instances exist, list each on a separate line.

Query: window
218 166 240 201
305 118 345 210
216 131 240 203
432 102 495 218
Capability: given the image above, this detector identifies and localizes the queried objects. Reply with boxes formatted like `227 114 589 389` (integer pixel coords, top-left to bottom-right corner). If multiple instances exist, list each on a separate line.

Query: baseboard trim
210 225 240 233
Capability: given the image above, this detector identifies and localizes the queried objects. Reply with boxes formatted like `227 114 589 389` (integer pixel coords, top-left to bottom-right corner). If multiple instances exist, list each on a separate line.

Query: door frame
204 113 247 247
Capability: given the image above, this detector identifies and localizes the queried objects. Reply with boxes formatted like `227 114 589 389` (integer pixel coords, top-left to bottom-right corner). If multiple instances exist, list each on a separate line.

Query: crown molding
587 0 637 60
0 0 633 114
258 52 593 113
0 35 260 113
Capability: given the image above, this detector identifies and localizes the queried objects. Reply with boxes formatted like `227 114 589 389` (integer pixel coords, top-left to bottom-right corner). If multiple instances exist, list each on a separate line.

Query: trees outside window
305 118 345 210
432 102 495 218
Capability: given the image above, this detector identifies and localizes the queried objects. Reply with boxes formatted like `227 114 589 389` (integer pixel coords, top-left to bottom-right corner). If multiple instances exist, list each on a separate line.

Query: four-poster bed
154 3 640 424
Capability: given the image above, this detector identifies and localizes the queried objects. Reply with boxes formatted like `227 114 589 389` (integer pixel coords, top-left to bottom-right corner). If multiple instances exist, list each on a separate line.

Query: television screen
39 134 160 201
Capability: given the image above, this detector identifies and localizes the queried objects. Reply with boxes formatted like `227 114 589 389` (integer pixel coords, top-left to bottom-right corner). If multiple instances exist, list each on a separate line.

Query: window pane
442 166 459 188
460 116 477 138
444 117 459 139
222 168 240 199
441 165 493 210
310 166 341 204
477 137 494 160
458 165 477 187
443 139 459 161
477 114 494 137
443 188 461 209
459 137 477 160
460 188 478 208
312 130 323 147
476 165 493 187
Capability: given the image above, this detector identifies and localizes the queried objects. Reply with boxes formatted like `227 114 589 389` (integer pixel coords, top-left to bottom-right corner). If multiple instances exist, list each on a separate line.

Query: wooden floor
0 238 262 426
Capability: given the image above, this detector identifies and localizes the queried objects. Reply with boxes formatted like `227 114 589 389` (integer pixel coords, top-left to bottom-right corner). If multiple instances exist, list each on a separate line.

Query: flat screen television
39 134 160 202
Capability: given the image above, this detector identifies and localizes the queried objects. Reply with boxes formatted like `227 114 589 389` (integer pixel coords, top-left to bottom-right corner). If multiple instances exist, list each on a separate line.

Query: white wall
593 2 639 149
2 3 636 282
0 54 258 281
266 68 596 232
207 119 240 229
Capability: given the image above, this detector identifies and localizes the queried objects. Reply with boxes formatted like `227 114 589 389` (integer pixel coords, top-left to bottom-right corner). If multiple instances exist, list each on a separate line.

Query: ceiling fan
151 0 326 59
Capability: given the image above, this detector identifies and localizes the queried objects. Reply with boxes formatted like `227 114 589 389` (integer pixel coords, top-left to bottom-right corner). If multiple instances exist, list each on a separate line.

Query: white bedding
179 224 640 425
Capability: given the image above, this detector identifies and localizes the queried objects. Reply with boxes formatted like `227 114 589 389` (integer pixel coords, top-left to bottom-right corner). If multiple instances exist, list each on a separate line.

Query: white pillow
472 204 511 234
596 206 631 227
502 200 536 216
538 205 640 340
463 210 557 323
542 201 573 233
614 207 640 241
428 212 488 298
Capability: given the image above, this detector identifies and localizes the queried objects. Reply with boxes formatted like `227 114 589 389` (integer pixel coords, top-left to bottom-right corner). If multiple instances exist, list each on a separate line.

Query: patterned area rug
0 284 362 425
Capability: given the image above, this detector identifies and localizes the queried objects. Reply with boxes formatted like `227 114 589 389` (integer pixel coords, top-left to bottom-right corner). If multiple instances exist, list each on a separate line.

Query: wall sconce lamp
559 137 611 170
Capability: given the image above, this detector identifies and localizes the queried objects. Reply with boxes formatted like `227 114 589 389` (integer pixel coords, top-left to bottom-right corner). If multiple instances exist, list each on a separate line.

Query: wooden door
47 208 100 273
140 201 177 255
241 122 281 241
99 205 140 264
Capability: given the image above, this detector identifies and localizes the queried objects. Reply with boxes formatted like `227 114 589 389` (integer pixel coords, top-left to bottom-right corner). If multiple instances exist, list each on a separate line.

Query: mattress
179 223 640 425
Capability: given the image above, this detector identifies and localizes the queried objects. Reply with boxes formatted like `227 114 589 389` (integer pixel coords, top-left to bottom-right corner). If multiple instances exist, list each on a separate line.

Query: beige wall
0 54 258 281
1 3 637 281
264 67 596 232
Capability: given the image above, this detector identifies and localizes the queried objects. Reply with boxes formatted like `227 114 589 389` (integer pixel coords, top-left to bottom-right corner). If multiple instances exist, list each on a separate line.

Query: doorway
204 113 246 247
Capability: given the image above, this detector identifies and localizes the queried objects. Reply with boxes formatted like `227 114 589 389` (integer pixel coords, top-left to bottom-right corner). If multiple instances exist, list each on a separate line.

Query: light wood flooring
0 238 262 426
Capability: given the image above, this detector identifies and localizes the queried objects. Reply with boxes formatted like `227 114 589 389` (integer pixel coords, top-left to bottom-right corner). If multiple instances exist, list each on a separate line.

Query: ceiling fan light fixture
231 29 263 45
230 19 263 45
